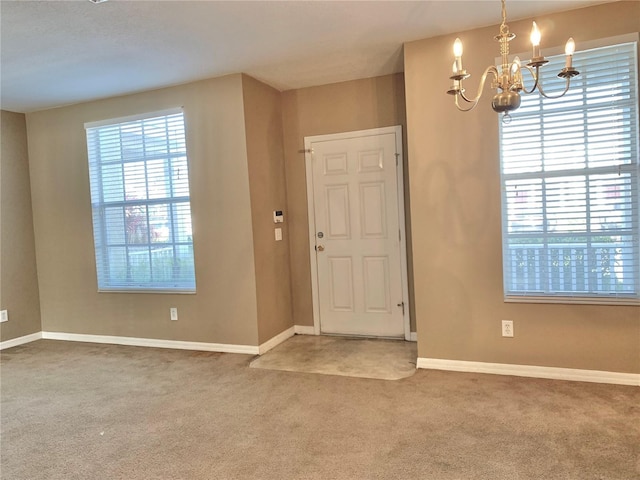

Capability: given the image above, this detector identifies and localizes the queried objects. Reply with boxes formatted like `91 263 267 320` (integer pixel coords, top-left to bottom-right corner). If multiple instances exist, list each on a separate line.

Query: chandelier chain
499 0 509 36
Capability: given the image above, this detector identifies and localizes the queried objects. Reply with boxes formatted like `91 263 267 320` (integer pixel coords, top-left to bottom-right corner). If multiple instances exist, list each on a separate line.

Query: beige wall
0 110 42 341
242 75 293 343
281 73 415 330
404 2 640 373
9 2 637 375
26 74 260 346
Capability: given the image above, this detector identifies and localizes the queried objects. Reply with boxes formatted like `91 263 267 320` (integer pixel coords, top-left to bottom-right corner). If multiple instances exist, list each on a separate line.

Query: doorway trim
304 126 411 340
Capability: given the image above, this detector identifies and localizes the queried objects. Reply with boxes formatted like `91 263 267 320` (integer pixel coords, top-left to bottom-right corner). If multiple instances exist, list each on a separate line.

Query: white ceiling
1 0 613 113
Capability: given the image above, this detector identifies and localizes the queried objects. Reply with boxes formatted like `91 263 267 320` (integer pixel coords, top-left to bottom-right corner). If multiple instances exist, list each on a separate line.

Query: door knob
317 245 325 252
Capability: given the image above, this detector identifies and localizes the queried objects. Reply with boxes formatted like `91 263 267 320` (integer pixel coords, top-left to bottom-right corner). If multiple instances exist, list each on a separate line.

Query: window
500 39 639 303
85 109 196 292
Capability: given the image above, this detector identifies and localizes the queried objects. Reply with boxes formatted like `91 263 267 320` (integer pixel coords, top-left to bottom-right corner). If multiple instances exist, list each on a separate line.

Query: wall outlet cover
502 320 514 337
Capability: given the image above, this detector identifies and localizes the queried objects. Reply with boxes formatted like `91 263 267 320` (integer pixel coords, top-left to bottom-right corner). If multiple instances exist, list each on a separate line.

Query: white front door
305 127 408 338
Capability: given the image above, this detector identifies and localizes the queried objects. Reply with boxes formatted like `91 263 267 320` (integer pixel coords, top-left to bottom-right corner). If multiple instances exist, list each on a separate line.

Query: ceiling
1 0 613 113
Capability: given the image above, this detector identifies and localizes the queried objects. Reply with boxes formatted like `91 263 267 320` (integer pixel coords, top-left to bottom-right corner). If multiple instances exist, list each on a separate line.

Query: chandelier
447 0 579 122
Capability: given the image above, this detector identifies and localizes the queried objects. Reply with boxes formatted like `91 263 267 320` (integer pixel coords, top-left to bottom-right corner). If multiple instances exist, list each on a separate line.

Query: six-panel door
311 132 404 337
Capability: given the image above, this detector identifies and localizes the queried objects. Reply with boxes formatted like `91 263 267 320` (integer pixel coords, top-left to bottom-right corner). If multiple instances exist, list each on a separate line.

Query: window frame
498 34 640 306
85 108 197 294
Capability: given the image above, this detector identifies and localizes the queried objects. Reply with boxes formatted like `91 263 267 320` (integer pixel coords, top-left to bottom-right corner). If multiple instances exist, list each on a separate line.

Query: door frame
304 126 411 340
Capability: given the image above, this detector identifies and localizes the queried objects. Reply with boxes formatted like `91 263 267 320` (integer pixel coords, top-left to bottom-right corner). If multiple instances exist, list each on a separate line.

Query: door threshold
320 332 406 341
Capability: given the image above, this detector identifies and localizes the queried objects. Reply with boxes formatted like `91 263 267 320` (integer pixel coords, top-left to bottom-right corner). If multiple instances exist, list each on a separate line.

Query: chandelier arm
458 66 500 104
454 94 480 112
458 90 477 104
536 77 572 99
520 65 541 95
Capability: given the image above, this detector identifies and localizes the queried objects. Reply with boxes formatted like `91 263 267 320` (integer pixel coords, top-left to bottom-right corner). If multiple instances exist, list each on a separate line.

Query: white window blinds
85 109 196 292
500 41 639 301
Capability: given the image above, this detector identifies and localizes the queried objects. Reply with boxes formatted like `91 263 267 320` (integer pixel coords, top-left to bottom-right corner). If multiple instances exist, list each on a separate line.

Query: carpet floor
1 339 638 480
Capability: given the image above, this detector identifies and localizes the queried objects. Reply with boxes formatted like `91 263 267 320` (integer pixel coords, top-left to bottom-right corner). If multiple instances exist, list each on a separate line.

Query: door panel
328 256 354 311
325 185 350 239
358 149 384 172
363 256 391 313
360 182 386 238
310 131 404 337
325 153 348 175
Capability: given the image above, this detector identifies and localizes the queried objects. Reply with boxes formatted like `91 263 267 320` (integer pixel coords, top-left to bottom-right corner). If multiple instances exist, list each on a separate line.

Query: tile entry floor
250 334 417 380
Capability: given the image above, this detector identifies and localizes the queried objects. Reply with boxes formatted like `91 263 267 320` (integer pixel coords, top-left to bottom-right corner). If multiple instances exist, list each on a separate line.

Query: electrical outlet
0 310 7 323
502 320 514 337
170 308 178 321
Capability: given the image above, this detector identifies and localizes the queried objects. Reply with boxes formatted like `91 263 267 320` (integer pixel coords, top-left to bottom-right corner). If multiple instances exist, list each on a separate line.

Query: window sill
504 295 640 306
98 289 196 295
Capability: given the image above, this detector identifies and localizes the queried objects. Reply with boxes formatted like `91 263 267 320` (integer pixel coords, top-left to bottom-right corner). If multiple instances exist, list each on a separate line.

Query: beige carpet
1 340 639 480
250 335 417 380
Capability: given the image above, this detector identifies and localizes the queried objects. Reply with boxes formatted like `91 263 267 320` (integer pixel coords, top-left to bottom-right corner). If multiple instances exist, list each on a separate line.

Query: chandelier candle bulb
530 21 541 58
453 37 463 72
565 37 575 68
512 56 522 84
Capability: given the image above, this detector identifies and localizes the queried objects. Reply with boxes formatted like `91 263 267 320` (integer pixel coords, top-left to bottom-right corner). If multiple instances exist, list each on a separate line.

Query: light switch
275 228 282 241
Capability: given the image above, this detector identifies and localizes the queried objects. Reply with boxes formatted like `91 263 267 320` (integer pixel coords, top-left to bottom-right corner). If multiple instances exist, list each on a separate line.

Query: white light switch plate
170 308 178 321
275 228 282 241
1 310 8 323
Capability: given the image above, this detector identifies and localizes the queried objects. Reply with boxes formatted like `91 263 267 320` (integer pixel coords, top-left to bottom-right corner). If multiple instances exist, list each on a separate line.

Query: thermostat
273 210 284 223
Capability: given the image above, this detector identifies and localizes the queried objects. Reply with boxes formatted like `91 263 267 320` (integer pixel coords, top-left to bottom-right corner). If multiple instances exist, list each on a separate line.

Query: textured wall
242 75 293 343
0 110 42 341
26 75 260 346
281 74 413 330
404 2 640 373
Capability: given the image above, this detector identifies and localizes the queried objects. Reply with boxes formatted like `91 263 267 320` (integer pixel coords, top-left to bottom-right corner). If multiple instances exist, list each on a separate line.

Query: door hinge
395 153 399 166
397 301 405 315
398 229 401 241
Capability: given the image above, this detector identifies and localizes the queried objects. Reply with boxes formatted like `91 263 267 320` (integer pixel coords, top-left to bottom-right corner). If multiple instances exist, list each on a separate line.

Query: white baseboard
41 331 259 355
417 358 640 387
294 325 316 335
258 326 295 355
4 328 303 356
0 332 43 350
